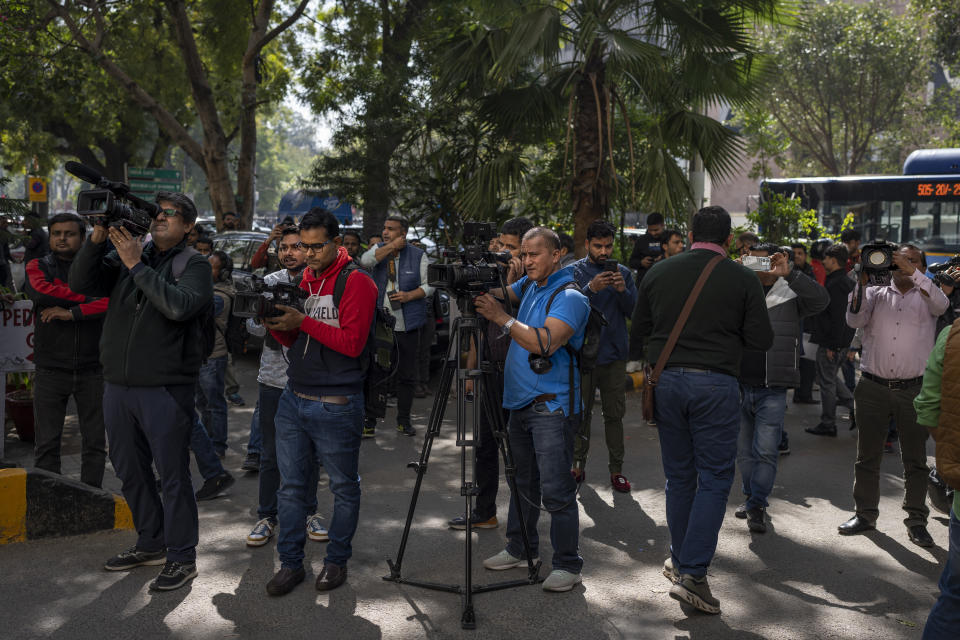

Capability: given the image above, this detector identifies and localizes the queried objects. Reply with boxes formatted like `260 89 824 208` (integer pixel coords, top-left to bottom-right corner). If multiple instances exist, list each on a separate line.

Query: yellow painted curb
0 468 27 544
113 495 134 531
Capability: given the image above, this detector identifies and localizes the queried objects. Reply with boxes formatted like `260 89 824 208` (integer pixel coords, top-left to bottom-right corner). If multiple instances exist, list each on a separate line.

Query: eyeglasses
157 208 182 220
296 240 333 253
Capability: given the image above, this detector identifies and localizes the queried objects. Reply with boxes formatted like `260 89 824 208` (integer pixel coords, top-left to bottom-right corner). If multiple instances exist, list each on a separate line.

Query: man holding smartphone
572 220 637 492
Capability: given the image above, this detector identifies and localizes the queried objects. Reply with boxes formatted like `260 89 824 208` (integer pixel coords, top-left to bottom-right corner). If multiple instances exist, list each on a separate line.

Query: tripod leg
385 346 457 580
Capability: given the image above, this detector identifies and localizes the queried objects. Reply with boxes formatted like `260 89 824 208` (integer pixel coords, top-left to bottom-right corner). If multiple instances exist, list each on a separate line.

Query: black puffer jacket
23 254 107 371
69 237 212 386
740 270 829 388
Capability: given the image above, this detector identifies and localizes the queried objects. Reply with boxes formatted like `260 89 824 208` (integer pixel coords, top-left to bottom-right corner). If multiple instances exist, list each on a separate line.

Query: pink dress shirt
846 270 949 379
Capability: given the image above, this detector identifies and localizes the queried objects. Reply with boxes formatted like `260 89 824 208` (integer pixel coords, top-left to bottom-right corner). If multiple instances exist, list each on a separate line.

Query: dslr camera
233 275 308 319
427 222 510 296
859 241 899 286
66 161 160 235
930 254 960 287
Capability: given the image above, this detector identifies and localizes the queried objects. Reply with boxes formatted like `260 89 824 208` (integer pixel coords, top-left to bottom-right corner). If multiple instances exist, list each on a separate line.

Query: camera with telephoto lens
233 275 308 319
859 241 899 286
930 255 960 287
65 161 160 236
427 222 511 295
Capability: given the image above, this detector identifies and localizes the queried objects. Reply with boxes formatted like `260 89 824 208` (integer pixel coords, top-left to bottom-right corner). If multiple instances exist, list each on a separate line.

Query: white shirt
360 245 433 332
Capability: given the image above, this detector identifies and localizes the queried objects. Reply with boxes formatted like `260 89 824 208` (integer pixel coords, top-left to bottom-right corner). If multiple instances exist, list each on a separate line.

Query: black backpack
331 262 378 373
172 247 217 362
223 309 249 355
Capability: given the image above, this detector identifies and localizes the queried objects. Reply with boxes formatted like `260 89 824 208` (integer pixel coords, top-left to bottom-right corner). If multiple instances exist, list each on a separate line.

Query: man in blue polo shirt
474 227 590 593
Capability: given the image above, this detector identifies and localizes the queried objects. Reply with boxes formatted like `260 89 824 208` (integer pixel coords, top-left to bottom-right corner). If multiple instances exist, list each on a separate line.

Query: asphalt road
0 355 949 639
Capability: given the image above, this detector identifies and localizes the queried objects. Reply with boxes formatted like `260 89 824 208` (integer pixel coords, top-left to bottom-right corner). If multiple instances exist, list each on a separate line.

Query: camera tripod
383 294 542 630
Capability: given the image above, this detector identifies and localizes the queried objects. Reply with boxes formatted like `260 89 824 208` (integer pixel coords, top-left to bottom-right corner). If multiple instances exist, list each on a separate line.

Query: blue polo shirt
504 269 590 416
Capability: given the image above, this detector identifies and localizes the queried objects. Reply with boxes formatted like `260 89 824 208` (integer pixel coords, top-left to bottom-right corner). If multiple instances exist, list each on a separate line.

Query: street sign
27 177 47 202
128 179 182 192
127 167 182 181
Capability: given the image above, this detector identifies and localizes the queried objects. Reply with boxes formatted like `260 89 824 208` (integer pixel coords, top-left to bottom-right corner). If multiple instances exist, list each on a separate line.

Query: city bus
761 148 960 266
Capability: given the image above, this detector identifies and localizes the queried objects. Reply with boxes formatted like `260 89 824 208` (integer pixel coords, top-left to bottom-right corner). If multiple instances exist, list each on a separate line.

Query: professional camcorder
233 275 308 319
930 255 960 287
859 241 900 286
65 161 161 235
428 222 510 295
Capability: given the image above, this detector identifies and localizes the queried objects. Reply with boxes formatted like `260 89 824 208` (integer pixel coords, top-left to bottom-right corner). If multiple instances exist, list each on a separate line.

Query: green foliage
914 0 960 73
748 188 854 245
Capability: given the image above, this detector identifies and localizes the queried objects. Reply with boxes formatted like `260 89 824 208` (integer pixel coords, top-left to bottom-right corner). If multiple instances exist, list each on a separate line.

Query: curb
0 468 133 544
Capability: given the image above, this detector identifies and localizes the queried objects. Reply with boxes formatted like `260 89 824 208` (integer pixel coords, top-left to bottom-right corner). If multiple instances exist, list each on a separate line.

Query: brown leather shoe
315 562 347 591
266 566 305 596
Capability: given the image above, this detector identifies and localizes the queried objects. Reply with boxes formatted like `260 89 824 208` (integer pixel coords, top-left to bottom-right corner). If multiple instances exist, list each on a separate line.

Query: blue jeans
656 368 740 578
258 383 317 521
246 400 262 455
924 509 960 639
275 389 363 569
191 414 225 481
196 356 229 455
505 402 582 573
737 386 787 510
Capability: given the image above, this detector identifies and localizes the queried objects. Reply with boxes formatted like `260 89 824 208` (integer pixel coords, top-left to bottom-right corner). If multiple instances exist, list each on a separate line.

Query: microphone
64 161 104 185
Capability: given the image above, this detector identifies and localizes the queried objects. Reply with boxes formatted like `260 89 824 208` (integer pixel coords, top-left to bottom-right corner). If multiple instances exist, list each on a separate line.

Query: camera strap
533 326 552 355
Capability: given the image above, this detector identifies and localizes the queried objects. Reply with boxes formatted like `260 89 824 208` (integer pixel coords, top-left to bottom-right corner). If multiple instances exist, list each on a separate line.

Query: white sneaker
542 569 582 592
482 549 538 570
306 513 329 541
246 518 276 547
625 360 643 373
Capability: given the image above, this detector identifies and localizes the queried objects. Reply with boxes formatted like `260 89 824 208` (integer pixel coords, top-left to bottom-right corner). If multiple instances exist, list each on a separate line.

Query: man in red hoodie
260 208 377 596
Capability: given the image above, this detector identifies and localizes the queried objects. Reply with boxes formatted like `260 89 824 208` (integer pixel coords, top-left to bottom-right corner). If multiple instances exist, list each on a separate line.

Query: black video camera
427 222 510 295
930 254 960 287
233 275 308 318
66 161 161 235
859 241 899 286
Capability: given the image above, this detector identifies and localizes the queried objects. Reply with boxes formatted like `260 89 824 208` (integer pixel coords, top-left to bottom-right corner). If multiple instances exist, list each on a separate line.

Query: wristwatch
501 317 517 336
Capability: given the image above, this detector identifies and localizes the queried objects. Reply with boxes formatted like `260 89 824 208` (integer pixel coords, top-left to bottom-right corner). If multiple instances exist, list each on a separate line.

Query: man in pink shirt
839 244 949 547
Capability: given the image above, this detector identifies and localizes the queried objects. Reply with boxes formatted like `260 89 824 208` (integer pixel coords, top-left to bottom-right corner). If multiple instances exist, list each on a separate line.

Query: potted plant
5 371 34 443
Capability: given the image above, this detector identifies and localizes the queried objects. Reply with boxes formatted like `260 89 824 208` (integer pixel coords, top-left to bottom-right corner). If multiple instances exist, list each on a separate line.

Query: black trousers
795 357 816 400
474 378 507 520
33 367 107 488
395 328 421 425
103 382 199 563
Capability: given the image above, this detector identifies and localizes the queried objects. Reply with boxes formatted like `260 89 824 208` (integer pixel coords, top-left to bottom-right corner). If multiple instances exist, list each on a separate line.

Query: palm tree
441 0 785 250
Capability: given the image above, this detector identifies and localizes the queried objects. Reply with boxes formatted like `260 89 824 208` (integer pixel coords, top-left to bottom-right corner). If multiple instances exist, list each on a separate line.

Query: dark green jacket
69 237 213 386
635 249 774 378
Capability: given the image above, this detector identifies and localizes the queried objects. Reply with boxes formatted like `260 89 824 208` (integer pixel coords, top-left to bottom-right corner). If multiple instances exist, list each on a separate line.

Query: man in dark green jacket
69 192 212 592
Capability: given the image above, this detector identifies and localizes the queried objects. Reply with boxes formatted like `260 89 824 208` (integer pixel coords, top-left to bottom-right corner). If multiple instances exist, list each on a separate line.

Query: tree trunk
570 54 608 258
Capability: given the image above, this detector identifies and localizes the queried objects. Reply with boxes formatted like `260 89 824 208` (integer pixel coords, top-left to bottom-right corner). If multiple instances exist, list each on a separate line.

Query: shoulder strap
544 281 577 316
172 246 199 282
650 254 724 383
520 278 533 297
333 262 359 308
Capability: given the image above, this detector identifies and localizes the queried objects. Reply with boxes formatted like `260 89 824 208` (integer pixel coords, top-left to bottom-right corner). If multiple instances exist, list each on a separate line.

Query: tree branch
253 0 311 53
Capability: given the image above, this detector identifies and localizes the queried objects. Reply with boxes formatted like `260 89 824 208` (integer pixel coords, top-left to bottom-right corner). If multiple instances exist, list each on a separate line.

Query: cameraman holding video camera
69 192 212 592
933 262 960 335
474 227 590 593
839 244 949 547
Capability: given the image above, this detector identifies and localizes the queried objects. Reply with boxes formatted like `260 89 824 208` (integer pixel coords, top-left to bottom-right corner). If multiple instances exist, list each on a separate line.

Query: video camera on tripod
65 161 161 236
427 222 511 296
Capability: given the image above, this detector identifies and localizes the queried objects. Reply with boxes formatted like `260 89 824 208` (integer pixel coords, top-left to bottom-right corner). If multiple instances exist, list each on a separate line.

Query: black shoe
805 423 837 437
149 561 197 591
793 396 818 405
397 423 416 437
849 414 857 431
734 503 748 519
448 513 499 530
838 514 875 535
195 471 235 501
747 507 767 533
104 546 167 571
907 524 934 548
778 434 791 456
241 452 260 473
266 566 305 596
315 562 347 591
414 384 427 399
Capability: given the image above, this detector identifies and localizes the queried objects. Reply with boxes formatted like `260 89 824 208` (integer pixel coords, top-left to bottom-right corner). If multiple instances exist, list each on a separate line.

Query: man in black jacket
24 213 108 488
735 244 828 533
70 192 212 592
807 244 856 437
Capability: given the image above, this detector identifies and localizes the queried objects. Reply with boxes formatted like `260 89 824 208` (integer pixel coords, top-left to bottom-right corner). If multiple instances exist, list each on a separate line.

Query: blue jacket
370 243 427 331
572 258 637 365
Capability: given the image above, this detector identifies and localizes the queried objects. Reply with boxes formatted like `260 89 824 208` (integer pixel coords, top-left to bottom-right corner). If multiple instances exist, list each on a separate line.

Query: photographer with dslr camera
933 261 960 335
261 209 377 596
839 244 949 547
443 216 533 531
474 227 590 593
572 220 637 492
69 192 212 592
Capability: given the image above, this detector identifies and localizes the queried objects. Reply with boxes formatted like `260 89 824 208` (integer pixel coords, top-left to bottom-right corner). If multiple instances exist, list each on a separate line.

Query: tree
751 2 930 176
439 0 782 252
40 0 310 227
